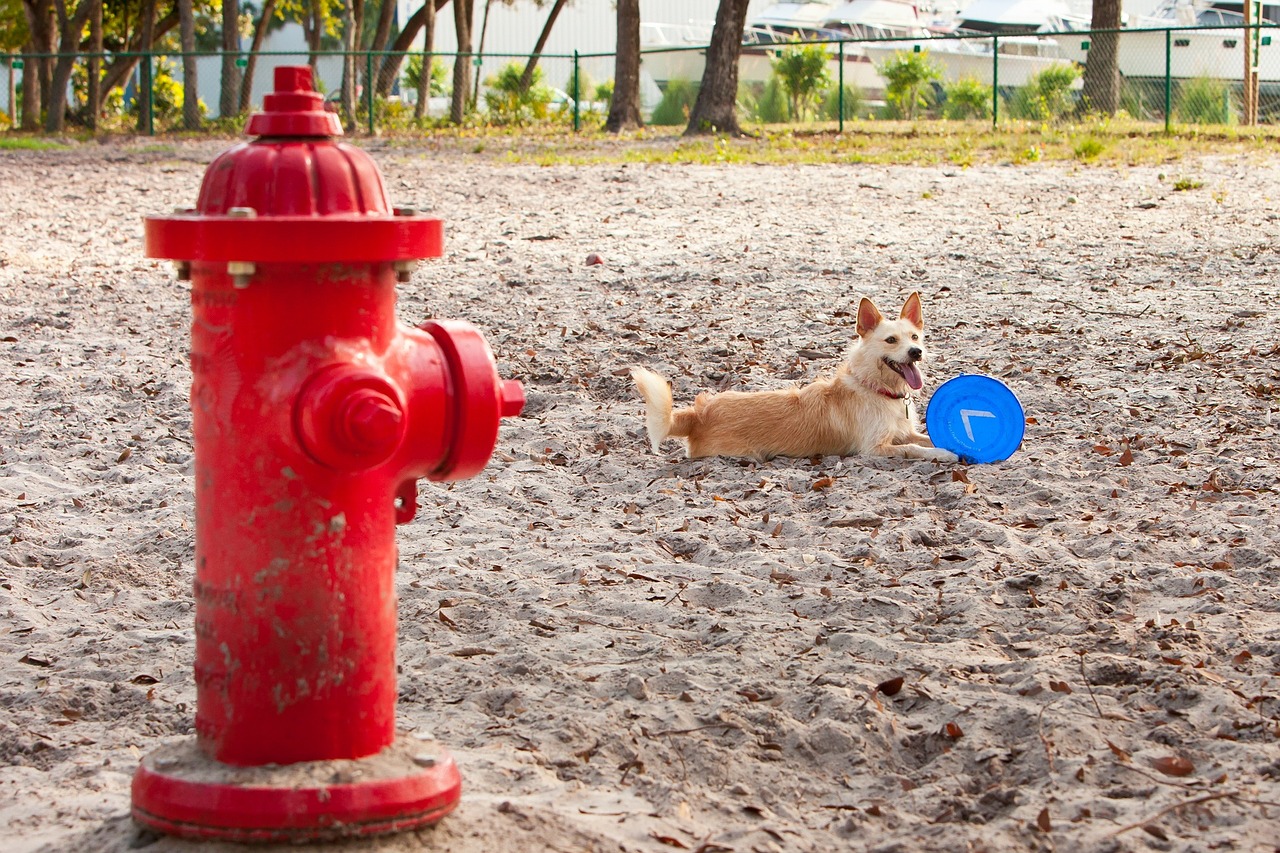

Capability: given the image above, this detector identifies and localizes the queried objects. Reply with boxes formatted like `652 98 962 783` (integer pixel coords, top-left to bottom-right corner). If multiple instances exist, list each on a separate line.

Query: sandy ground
2 138 1280 853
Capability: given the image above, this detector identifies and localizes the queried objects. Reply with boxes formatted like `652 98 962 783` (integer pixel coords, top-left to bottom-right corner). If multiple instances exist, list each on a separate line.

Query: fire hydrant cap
246 66 344 138
143 64 443 264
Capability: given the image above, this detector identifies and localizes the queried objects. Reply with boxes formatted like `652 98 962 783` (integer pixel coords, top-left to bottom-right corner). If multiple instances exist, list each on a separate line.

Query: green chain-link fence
3 23 1279 135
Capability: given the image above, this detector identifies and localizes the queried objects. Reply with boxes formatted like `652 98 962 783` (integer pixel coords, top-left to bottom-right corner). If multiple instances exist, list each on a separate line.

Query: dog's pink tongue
902 363 924 390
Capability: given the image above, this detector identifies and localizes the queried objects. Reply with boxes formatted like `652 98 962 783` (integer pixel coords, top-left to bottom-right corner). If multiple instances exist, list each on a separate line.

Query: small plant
1072 135 1105 161
1174 75 1235 125
941 76 992 120
651 79 697 126
877 50 942 120
1173 176 1203 191
747 76 790 123
771 40 832 121
128 58 205 128
565 67 595 103
1008 62 1081 122
820 82 864 120
483 62 555 125
594 79 614 108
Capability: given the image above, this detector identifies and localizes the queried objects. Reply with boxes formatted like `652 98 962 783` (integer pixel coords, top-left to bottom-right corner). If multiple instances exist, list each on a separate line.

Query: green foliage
941 76 992 120
1007 63 1081 122
404 54 448 97
651 79 696 126
1174 75 1235 125
483 62 554 126
129 59 207 128
877 50 942 120
1072 135 1105 161
771 41 831 121
820 82 864 120
594 79 614 107
745 76 790 123
565 67 594 102
0 0 28 51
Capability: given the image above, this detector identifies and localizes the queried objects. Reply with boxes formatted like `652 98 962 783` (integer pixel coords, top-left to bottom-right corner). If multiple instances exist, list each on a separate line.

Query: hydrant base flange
131 737 461 842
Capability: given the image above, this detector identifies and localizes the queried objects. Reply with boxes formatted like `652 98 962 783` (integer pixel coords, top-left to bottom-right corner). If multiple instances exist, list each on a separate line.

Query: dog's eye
911 334 919 341
884 336 898 344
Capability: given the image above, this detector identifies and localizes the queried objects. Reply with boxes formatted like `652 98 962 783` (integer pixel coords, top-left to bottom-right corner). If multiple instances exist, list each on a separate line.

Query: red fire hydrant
130 66 523 842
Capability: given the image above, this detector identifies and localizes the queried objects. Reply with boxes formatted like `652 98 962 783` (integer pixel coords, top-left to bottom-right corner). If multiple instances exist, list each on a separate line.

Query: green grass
0 137 72 151
9 113 1280 166
372 116 1280 167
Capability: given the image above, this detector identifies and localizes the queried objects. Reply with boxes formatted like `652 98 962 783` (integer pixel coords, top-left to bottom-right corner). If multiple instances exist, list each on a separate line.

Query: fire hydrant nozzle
131 65 522 843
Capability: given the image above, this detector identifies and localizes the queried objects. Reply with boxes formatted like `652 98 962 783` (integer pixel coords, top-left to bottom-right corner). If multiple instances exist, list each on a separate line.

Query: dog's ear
900 291 924 328
856 298 884 338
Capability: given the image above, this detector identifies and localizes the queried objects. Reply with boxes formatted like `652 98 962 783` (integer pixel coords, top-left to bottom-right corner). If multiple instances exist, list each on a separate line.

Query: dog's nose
908 347 922 362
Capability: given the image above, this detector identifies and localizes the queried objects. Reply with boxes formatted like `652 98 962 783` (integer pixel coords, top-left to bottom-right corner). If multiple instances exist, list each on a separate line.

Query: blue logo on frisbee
925 375 1025 464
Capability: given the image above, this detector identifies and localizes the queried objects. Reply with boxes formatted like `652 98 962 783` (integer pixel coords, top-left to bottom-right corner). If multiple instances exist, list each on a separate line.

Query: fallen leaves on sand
1151 755 1195 777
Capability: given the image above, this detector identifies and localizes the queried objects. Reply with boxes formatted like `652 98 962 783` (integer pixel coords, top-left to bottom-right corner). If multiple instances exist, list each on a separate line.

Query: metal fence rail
3 23 1279 135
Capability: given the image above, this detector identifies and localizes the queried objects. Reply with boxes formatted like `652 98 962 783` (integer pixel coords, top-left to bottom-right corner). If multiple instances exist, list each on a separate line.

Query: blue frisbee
925 375 1025 464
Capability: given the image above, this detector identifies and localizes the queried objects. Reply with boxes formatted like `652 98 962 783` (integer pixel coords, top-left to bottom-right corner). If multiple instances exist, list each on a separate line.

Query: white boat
1098 1 1280 87
639 0 930 98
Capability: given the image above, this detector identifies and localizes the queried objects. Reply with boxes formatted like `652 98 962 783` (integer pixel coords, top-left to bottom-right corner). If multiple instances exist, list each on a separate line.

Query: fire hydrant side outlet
131 64 522 842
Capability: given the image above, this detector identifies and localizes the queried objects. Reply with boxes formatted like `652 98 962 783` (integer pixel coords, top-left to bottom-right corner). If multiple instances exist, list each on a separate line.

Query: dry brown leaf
1049 680 1072 694
943 721 964 739
649 833 689 849
117 447 133 463
811 476 835 491
1093 444 1113 456
1036 807 1052 833
1118 444 1134 466
1106 740 1131 762
1233 650 1253 665
875 676 905 697
1151 755 1195 777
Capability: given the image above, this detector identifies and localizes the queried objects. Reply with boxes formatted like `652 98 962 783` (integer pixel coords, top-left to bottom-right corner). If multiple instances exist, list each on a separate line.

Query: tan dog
631 292 957 463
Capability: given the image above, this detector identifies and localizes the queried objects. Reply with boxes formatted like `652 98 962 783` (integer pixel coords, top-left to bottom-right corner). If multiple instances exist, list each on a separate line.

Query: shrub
1008 62 1081 122
1174 75 1235 125
404 54 448 97
942 76 992 120
820 82 864 120
1073 135 1105 161
651 79 696 125
747 76 790 123
483 62 554 125
594 79 614 108
771 40 831 121
877 50 942 120
129 59 205 128
564 67 595 102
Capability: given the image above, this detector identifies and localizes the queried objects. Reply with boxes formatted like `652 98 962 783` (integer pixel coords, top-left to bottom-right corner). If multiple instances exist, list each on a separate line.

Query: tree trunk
375 0 450 98
45 0 93 132
340 0 364 129
684 0 750 135
86 0 103 129
450 0 472 123
413 0 437 119
136 0 156 133
517 0 567 94
19 0 54 131
472 0 492 103
307 0 323 69
98 7 178 99
238 0 277 114
605 0 642 132
220 0 241 118
367 0 397 90
179 0 200 129
1082 0 1121 115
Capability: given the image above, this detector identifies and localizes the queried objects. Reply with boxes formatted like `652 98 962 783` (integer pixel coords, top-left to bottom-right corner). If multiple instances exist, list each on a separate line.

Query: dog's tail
630 367 675 453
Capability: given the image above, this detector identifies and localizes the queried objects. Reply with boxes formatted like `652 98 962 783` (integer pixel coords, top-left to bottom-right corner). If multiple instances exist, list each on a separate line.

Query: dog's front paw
929 447 960 463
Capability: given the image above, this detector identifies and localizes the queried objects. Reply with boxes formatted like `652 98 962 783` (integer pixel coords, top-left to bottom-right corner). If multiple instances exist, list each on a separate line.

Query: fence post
1164 28 1172 133
366 51 375 135
991 35 999 129
838 40 845 133
7 54 16 126
573 50 580 131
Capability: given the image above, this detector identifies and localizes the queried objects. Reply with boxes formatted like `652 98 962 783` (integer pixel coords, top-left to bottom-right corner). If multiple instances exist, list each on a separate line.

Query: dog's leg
904 430 936 447
874 443 959 463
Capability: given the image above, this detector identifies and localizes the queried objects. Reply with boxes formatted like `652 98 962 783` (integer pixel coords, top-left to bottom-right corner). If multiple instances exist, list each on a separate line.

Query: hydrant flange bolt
227 261 255 289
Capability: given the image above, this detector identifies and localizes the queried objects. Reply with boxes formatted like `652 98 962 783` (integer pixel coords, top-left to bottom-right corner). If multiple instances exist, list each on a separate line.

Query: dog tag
925 375 1025 464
